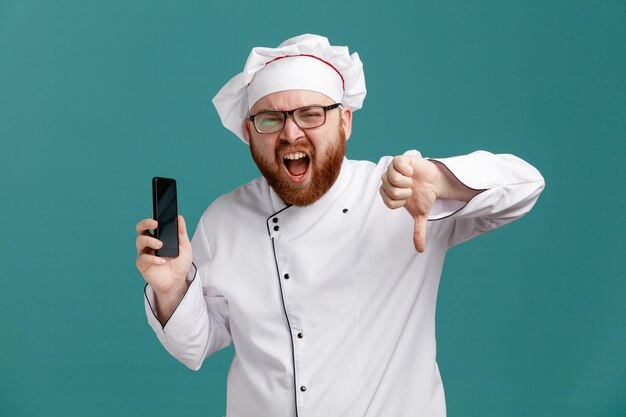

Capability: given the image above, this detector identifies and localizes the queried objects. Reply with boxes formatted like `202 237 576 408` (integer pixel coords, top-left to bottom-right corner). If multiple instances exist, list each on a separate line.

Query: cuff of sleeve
427 150 543 221
144 263 203 339
431 150 541 189
425 151 493 221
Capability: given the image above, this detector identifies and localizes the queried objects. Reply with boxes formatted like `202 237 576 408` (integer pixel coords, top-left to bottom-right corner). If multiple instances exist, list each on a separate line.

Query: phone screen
152 177 179 257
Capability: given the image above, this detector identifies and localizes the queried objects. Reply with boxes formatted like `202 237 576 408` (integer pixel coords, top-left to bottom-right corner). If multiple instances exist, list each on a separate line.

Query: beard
250 126 346 206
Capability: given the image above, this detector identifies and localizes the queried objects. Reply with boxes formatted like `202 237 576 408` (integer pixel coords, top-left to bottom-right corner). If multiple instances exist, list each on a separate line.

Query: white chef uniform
144 149 545 417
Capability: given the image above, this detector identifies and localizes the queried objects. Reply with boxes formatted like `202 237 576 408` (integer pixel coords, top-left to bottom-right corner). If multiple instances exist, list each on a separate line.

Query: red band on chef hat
247 54 345 111
265 54 345 88
212 34 366 144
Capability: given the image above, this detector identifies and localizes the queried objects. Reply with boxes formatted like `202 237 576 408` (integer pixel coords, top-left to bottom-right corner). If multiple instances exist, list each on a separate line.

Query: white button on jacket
145 150 545 417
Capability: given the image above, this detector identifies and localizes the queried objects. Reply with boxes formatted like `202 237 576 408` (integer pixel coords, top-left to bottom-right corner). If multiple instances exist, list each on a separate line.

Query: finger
136 235 163 253
381 176 413 201
136 253 166 272
178 215 190 246
381 174 413 201
379 186 407 209
136 218 158 235
392 156 414 178
387 161 413 188
413 215 428 253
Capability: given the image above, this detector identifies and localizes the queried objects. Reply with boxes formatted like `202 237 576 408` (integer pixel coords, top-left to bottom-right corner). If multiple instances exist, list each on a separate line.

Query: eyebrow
253 104 327 114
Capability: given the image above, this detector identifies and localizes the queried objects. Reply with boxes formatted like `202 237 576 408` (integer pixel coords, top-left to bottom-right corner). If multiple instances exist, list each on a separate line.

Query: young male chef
135 34 545 417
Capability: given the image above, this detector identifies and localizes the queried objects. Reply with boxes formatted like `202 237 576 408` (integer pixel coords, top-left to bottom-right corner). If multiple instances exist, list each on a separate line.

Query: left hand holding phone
135 215 193 325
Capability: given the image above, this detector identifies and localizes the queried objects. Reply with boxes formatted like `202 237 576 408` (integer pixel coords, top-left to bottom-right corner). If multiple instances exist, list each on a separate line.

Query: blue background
1 1 624 416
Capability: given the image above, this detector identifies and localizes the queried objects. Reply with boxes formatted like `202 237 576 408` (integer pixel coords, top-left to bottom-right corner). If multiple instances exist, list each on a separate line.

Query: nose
279 114 305 143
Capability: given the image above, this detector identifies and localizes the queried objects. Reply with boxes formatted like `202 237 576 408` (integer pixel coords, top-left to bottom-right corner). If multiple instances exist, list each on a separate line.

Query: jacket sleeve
144 216 232 370
425 150 545 248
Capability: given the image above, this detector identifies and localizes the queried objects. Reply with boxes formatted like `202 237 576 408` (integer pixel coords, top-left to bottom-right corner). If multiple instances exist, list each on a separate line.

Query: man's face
246 90 352 206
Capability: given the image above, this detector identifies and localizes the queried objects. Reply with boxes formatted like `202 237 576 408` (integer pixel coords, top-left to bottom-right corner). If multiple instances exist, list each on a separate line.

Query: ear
244 120 253 143
340 107 353 140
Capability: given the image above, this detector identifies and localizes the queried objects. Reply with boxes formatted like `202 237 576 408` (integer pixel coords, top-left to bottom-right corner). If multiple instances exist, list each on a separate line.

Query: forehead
250 90 335 113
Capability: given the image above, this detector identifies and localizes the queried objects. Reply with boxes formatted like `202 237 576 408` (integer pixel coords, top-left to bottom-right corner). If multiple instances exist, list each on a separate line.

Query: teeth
284 152 306 160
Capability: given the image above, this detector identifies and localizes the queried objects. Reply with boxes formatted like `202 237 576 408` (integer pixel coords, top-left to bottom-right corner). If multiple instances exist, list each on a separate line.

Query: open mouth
282 151 310 183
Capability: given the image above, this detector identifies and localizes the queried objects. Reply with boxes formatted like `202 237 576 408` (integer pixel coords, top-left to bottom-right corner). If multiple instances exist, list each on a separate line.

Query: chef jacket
144 150 545 417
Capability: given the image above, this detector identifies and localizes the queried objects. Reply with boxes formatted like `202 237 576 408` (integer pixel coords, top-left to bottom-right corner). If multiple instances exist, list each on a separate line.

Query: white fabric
144 150 545 417
212 34 366 144
247 55 344 111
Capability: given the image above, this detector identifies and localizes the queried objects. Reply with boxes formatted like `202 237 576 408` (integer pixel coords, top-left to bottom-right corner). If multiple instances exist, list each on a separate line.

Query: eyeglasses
249 103 341 134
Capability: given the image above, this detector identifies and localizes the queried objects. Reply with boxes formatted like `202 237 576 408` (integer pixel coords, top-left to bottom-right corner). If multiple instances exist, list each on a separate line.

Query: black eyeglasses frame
249 103 342 134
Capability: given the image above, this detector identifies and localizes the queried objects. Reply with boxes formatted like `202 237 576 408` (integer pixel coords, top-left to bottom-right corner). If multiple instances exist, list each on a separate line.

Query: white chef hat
212 34 366 144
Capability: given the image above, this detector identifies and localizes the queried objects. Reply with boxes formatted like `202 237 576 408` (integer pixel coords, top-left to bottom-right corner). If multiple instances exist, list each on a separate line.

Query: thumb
178 215 191 246
413 214 428 253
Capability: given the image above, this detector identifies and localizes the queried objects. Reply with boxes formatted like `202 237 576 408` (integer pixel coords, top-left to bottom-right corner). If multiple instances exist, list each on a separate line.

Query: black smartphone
152 177 179 257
